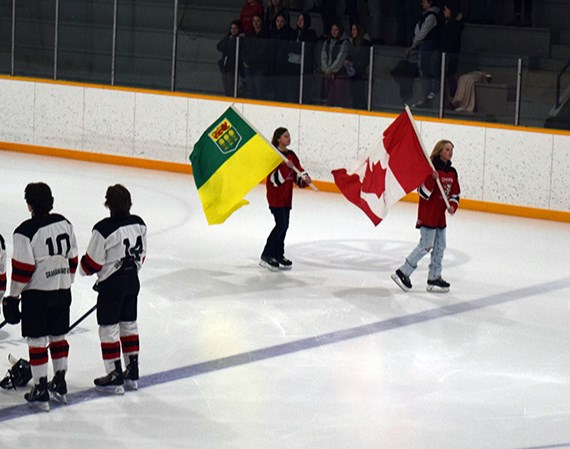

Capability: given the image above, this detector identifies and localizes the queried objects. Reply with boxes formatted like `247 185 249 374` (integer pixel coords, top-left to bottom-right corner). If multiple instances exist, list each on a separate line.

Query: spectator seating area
176 0 570 129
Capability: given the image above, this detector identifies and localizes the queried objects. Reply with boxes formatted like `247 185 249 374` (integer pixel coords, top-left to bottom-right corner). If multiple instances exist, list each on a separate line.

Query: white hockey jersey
0 234 6 300
10 214 79 297
80 215 146 283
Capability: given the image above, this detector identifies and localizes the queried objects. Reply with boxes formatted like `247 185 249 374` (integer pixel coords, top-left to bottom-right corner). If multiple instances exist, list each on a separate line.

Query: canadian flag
331 110 432 226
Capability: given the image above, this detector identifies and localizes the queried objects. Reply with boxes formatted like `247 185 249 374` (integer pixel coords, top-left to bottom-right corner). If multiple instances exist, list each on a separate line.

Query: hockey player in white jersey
2 182 78 411
79 184 146 394
0 233 6 301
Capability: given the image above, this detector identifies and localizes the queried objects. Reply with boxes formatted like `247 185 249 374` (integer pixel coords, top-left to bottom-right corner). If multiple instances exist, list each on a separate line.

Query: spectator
240 0 265 35
242 15 271 100
406 0 443 109
448 71 491 111
217 20 245 97
439 0 464 99
321 21 351 107
265 0 291 34
288 12 319 103
269 13 295 102
345 23 371 110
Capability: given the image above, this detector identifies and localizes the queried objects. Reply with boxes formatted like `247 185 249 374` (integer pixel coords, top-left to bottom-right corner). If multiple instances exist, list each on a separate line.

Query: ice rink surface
1 150 570 449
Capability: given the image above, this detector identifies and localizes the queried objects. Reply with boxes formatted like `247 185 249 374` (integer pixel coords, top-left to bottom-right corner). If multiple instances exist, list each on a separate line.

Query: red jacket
265 150 308 208
240 2 264 35
416 157 460 229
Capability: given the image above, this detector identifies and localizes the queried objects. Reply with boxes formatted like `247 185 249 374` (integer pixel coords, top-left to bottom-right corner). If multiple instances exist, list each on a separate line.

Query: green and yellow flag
190 106 283 225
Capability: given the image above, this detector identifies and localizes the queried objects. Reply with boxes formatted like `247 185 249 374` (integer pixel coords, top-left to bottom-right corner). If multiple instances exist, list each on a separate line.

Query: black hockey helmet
0 358 32 390
25 182 54 216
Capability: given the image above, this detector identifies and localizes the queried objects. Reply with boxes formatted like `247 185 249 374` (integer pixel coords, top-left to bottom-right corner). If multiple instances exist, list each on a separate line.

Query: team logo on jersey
209 119 242 155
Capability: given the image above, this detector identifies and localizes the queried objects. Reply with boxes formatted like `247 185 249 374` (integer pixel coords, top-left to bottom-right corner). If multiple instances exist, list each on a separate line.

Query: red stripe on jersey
49 340 70 359
29 347 49 366
0 273 6 291
80 254 102 275
120 335 140 353
69 256 78 274
11 259 35 284
101 342 121 360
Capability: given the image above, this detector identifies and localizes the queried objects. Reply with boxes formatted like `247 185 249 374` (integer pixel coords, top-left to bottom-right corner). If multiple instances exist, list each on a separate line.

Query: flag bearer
260 127 312 271
392 139 460 292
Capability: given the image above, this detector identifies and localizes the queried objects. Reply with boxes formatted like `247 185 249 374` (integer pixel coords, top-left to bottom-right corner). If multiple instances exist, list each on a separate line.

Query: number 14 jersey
79 215 147 283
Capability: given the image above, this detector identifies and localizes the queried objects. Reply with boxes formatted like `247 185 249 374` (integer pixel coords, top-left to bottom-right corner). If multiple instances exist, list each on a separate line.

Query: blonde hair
429 139 454 161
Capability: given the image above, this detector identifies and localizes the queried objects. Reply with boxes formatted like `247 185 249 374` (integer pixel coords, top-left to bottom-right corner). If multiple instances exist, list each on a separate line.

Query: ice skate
391 269 412 291
24 377 50 412
259 255 279 272
426 277 450 293
94 360 125 395
123 355 139 391
277 257 292 270
48 370 68 404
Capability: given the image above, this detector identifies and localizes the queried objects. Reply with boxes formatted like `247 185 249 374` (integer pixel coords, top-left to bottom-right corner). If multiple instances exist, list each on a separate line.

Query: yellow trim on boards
2 141 569 224
1 76 570 222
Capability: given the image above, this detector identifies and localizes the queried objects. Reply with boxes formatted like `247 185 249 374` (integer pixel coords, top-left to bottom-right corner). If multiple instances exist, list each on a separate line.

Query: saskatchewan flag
190 106 283 225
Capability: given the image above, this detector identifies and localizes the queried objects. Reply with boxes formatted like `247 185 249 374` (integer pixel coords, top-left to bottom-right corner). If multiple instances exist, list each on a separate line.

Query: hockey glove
2 296 21 324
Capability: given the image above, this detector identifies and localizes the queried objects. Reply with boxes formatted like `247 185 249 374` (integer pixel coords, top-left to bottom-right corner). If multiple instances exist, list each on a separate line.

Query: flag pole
404 105 451 210
230 105 318 192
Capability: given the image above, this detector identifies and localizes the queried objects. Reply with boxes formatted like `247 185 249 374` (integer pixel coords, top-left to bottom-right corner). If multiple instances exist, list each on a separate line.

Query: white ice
1 150 570 449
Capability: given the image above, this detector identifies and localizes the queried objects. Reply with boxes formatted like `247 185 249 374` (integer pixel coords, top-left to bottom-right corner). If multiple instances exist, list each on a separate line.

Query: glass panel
370 46 418 115
441 52 518 125
14 0 56 78
0 0 12 74
175 31 226 96
57 0 114 84
303 38 356 109
115 0 173 90
521 58 570 131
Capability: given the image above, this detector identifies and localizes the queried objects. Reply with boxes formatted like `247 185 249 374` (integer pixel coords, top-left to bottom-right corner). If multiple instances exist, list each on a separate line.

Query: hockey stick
0 304 96 333
69 304 97 332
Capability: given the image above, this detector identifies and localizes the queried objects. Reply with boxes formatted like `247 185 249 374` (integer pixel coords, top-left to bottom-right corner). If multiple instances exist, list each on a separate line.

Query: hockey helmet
0 358 32 390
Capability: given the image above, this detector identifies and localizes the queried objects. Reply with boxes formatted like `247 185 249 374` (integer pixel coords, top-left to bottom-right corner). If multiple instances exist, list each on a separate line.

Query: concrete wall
1 76 570 214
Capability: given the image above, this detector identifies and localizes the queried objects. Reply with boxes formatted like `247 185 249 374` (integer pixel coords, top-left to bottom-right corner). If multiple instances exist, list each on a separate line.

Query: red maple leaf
361 159 387 198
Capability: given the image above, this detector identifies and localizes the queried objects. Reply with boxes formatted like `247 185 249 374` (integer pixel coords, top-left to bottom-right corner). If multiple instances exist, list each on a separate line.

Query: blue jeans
399 226 447 281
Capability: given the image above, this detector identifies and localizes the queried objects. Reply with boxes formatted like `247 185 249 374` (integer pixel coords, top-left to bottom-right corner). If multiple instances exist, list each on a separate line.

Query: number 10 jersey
11 214 79 296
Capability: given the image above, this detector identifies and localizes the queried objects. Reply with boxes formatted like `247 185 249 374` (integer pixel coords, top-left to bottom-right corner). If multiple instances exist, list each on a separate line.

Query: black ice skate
24 377 50 412
426 277 450 293
259 255 279 272
48 370 68 404
94 360 125 395
123 355 139 391
391 269 412 291
277 257 293 270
